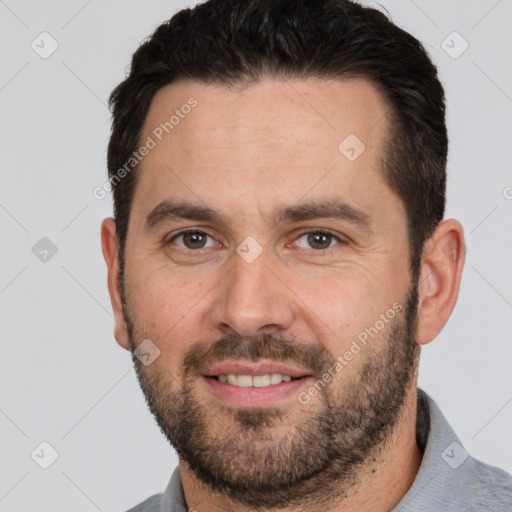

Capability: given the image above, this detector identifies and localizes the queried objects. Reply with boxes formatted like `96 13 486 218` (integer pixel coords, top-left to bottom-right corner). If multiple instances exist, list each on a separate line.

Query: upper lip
202 359 312 378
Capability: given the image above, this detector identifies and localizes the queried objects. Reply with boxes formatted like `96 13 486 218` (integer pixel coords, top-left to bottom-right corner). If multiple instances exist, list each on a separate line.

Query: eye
168 229 217 250
294 230 344 251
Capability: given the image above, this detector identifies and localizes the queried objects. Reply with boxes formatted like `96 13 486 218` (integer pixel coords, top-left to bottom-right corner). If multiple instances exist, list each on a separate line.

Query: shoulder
461 456 512 511
125 493 164 512
124 466 186 512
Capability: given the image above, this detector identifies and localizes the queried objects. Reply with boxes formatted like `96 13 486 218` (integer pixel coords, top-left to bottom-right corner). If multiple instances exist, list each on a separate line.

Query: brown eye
308 232 331 249
295 231 343 251
170 230 215 250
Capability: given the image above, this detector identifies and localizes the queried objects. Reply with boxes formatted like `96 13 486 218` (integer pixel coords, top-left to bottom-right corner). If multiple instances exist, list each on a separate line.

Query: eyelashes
167 228 346 255
169 229 218 250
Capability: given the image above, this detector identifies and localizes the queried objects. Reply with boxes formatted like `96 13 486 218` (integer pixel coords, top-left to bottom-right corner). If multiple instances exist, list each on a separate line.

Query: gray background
0 0 511 510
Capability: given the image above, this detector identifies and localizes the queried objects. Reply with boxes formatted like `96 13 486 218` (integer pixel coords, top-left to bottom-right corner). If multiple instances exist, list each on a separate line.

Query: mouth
200 360 314 406
211 373 302 387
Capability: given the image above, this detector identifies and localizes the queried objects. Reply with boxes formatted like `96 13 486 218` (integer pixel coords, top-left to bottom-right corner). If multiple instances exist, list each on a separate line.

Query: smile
200 359 314 406
214 373 298 387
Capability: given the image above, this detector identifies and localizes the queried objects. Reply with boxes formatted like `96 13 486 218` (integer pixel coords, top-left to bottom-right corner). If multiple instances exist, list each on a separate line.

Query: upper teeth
217 374 292 387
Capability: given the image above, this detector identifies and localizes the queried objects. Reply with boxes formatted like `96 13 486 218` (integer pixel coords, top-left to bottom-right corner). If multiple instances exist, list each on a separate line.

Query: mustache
181 333 335 377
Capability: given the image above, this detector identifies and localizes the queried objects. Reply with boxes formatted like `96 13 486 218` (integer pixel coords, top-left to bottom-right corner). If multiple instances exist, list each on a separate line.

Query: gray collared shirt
127 388 512 511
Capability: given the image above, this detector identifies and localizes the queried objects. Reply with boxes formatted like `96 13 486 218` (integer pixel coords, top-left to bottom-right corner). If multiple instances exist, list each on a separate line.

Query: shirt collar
391 387 465 510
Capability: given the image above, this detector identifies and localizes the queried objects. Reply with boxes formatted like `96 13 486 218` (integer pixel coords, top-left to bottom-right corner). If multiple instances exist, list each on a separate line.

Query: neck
180 385 423 512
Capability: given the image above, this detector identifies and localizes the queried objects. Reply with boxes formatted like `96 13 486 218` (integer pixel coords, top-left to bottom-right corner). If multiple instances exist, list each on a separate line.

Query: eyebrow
144 198 373 233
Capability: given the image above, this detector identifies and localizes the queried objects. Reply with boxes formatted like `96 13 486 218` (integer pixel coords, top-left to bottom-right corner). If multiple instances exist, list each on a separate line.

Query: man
101 0 512 510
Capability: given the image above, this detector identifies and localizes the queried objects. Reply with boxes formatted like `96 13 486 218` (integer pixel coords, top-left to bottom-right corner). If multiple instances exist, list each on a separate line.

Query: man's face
118 78 420 507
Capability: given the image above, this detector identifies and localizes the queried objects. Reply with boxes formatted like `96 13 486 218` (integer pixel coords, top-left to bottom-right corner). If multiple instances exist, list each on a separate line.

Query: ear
101 218 131 351
415 218 466 346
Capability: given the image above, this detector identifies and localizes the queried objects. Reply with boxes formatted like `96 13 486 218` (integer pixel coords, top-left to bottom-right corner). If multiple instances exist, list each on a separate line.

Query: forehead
131 77 400 232
143 77 389 154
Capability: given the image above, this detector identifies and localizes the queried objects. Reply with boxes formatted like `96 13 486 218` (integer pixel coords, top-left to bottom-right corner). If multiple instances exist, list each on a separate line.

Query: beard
121 277 420 510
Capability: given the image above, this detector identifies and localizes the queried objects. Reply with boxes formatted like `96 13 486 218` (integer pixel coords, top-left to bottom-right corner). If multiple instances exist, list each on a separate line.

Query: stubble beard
122 277 420 509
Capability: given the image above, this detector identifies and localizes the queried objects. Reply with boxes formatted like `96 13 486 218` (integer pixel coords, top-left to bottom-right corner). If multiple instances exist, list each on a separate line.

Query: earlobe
101 218 131 351
415 219 466 346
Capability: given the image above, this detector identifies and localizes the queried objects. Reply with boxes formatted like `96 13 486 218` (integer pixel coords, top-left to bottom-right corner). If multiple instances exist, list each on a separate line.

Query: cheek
292 266 404 354
125 261 209 352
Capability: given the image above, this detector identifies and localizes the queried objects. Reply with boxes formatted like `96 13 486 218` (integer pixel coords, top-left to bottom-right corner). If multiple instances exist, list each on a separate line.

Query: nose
210 246 295 337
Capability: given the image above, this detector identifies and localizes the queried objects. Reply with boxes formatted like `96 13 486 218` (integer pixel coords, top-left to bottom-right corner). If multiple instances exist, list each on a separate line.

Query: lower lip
202 376 313 407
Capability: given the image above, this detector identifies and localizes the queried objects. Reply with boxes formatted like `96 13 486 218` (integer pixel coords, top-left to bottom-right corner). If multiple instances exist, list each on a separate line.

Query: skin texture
101 77 466 512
